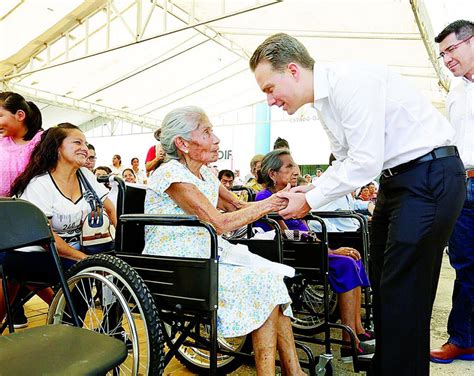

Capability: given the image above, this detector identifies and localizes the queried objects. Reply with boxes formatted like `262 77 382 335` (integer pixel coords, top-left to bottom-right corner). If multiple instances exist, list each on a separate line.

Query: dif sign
218 150 232 160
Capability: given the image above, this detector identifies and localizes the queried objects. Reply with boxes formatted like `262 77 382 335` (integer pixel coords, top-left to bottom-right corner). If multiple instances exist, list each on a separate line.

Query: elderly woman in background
255 149 374 361
0 123 117 322
143 106 306 375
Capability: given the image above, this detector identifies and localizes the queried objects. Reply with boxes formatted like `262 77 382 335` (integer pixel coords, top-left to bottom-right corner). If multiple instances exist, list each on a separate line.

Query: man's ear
287 62 300 79
15 110 26 122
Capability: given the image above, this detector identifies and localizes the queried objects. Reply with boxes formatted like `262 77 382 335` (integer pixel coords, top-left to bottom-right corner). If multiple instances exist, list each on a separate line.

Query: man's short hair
435 20 474 43
87 143 95 151
218 169 234 180
273 137 290 150
249 33 315 72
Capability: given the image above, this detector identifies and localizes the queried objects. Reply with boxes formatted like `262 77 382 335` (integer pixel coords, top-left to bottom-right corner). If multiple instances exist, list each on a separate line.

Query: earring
184 149 189 154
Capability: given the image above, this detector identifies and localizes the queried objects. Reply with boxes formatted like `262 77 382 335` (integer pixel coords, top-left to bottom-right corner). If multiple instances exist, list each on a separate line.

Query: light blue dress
143 160 292 338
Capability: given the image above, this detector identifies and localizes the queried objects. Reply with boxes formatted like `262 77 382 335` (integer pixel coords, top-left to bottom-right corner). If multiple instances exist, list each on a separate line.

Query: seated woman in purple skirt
255 149 374 360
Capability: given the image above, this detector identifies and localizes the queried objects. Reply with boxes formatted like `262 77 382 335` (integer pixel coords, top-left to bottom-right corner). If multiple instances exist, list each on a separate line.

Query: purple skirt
328 254 370 293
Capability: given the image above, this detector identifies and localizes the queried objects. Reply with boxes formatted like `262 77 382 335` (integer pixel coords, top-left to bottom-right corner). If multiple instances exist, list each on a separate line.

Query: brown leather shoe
430 343 474 363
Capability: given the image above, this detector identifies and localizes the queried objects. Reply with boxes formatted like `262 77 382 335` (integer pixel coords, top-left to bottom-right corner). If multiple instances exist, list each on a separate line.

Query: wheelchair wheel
291 282 338 334
47 254 164 376
163 320 251 374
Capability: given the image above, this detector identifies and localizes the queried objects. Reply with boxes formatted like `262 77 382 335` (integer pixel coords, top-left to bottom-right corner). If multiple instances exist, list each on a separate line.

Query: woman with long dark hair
0 123 116 322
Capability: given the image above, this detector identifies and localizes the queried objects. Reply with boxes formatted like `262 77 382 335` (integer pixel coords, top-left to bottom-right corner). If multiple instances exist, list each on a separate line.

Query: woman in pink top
0 92 43 197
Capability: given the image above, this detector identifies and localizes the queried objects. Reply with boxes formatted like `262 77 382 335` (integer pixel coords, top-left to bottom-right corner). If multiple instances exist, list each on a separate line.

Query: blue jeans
448 177 474 348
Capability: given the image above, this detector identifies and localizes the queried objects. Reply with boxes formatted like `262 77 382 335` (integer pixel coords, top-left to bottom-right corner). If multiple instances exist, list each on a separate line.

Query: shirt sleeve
20 175 54 218
255 189 271 202
148 160 198 195
306 71 386 210
446 86 474 167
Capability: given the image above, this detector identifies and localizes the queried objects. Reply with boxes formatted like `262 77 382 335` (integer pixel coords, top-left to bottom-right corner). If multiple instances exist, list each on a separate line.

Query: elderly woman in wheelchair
0 123 117 321
143 106 307 375
254 149 375 361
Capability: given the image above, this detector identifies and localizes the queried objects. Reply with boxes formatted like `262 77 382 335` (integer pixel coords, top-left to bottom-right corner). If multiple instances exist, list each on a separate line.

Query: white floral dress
143 160 292 338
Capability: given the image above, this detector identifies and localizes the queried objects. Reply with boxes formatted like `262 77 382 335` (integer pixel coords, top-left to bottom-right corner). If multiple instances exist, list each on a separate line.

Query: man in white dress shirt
250 33 465 375
430 20 474 364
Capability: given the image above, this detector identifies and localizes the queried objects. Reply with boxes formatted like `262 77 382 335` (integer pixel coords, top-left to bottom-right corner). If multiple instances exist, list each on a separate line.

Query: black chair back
0 198 81 329
0 198 53 251
118 184 147 254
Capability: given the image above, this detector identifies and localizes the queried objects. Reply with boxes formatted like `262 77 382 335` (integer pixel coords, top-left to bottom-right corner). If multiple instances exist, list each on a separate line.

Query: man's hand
276 191 311 219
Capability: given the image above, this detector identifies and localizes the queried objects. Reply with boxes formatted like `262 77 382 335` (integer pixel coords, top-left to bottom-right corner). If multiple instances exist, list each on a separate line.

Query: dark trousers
447 177 474 348
370 156 465 375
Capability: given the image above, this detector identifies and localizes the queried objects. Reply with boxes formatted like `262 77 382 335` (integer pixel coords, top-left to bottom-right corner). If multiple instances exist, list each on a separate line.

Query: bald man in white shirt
430 20 474 364
250 33 465 375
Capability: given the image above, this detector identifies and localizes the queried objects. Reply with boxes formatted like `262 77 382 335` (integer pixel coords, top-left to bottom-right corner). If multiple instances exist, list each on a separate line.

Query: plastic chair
0 197 127 375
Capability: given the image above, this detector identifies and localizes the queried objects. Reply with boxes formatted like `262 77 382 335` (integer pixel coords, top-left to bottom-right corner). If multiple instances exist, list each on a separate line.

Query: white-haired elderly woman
143 106 306 375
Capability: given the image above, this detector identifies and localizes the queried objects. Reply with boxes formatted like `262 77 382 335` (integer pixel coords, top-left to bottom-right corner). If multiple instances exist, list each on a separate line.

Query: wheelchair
229 187 373 372
262 211 374 373
115 183 322 375
0 197 165 376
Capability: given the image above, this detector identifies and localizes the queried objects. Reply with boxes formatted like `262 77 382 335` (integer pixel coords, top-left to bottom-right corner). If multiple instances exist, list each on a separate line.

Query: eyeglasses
438 35 473 59
87 156 97 161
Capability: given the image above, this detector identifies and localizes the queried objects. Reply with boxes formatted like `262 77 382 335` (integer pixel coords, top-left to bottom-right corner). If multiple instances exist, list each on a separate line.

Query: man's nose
267 94 276 106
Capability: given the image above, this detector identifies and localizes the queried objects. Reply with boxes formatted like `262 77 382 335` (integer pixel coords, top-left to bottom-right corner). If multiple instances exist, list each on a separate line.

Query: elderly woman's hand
267 193 289 212
330 247 361 261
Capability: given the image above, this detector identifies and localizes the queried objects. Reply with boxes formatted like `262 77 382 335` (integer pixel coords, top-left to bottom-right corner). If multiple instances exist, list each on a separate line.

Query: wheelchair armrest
119 214 219 258
230 185 255 202
310 210 356 218
266 212 329 245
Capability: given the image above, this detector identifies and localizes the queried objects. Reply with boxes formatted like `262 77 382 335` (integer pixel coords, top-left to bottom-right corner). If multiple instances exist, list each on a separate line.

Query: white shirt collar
313 63 329 111
462 74 474 86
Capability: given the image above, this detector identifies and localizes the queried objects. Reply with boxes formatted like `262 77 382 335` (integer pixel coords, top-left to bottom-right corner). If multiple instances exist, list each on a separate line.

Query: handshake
268 183 314 219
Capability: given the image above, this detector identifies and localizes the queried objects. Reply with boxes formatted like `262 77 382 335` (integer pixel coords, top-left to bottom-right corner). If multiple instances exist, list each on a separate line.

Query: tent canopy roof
0 0 470 130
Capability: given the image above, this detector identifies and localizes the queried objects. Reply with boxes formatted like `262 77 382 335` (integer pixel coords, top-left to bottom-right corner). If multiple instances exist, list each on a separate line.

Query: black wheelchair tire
48 254 165 376
290 282 339 335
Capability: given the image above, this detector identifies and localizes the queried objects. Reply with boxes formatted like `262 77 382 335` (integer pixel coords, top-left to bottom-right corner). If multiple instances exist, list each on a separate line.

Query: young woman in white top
0 123 116 321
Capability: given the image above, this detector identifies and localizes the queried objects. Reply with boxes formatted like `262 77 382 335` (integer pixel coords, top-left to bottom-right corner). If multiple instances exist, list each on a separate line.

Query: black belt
381 146 459 178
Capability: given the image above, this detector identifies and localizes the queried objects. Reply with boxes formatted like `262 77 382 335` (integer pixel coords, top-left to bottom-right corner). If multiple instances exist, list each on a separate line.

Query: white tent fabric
0 0 472 169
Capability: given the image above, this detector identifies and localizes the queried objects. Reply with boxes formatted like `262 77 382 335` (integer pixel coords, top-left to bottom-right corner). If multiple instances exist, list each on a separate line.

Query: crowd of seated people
0 91 377 371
